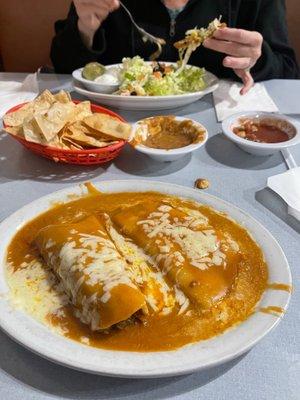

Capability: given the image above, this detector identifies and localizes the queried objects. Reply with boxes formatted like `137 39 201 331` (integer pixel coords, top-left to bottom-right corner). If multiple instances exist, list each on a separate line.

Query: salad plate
72 61 219 110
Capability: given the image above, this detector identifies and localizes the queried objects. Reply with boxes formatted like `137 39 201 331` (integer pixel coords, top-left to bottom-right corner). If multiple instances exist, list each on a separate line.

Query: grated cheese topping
137 202 240 275
43 228 141 330
104 214 181 314
138 204 219 272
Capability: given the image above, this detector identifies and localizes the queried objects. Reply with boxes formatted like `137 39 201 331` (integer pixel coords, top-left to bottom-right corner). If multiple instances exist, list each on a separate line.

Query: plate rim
0 180 292 378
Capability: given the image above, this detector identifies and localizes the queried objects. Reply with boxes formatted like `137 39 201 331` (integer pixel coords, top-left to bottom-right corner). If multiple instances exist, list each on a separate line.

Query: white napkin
0 73 39 118
213 80 279 122
268 167 300 221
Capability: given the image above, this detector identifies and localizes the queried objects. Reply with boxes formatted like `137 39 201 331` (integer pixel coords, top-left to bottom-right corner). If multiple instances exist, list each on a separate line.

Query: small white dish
222 112 300 156
72 65 121 94
0 180 292 377
132 117 208 162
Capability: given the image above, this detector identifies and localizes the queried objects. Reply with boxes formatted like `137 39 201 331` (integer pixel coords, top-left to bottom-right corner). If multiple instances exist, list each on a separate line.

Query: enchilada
34 215 146 330
6 188 269 351
112 200 240 308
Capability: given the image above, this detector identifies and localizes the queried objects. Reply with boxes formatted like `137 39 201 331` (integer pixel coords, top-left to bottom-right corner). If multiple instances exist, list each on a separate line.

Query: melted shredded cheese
5 260 68 334
137 202 240 277
104 214 179 314
139 204 219 271
45 230 141 329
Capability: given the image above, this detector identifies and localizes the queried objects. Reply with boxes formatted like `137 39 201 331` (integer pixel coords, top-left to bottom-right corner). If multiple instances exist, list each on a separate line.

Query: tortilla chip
65 120 95 136
3 125 24 137
32 90 57 116
3 89 128 151
83 113 132 140
62 121 110 142
54 90 72 103
3 90 56 128
71 101 93 122
63 124 117 148
33 100 53 116
23 117 45 144
35 102 76 141
3 103 33 127
80 124 118 141
61 137 84 150
35 90 56 105
46 138 63 149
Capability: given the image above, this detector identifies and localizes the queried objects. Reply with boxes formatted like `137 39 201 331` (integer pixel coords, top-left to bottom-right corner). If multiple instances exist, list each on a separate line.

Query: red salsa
233 119 291 144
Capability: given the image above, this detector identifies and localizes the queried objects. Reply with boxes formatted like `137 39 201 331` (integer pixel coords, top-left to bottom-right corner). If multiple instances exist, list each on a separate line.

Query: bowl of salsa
222 112 300 156
131 116 208 162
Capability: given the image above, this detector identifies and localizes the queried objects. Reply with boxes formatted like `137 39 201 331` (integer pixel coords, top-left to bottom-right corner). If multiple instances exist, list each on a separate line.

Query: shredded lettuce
176 67 206 92
118 56 206 96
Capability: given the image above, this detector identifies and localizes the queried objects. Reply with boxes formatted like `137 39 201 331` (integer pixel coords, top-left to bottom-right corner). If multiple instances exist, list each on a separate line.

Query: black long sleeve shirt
51 0 299 81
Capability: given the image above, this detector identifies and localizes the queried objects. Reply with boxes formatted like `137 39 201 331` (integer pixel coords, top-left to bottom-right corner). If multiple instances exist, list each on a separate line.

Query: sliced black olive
157 62 165 73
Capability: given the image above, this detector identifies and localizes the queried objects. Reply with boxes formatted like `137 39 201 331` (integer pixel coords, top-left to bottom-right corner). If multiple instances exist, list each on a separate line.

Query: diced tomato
153 71 162 79
164 66 172 74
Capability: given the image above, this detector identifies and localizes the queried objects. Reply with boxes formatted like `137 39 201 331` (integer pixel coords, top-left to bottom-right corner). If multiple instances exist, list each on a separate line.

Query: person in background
51 0 299 94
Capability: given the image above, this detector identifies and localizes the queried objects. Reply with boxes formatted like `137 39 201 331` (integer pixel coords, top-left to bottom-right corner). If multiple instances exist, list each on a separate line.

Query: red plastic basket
3 100 127 165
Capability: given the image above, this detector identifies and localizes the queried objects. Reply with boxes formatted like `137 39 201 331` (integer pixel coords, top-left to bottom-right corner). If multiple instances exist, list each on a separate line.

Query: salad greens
118 56 206 96
81 18 224 96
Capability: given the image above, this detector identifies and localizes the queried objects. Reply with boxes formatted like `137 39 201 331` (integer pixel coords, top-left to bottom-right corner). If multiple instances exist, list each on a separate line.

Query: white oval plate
0 180 291 378
72 65 219 110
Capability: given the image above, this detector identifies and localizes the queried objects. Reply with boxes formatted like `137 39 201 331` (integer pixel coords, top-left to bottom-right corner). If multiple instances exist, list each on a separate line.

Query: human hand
74 0 119 47
203 27 263 95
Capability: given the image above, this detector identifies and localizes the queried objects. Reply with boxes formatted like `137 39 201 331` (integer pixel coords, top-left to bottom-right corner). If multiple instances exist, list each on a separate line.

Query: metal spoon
119 1 165 60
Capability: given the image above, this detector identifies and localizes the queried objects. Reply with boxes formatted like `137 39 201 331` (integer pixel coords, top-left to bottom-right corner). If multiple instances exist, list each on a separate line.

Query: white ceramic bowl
132 117 208 162
72 64 219 110
222 112 300 156
0 180 291 378
72 65 121 94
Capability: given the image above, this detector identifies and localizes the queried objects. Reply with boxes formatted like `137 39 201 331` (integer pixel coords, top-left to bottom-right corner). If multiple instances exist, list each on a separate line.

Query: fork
119 1 165 58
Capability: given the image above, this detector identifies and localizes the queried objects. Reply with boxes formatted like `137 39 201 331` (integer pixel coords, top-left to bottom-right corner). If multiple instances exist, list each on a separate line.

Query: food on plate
84 113 132 141
80 56 206 96
82 62 106 80
111 199 241 309
174 17 226 70
6 186 268 351
118 56 206 96
94 71 120 85
79 18 224 96
35 215 146 330
233 117 292 143
3 90 131 150
132 116 206 149
195 178 210 190
83 64 121 86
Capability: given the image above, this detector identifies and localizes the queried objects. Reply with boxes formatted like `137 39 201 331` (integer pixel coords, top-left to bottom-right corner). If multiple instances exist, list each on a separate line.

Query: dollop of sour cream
94 67 120 85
